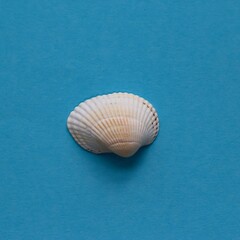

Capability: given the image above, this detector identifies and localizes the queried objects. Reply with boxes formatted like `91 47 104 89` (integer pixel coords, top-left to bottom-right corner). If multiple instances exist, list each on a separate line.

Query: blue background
1 1 240 239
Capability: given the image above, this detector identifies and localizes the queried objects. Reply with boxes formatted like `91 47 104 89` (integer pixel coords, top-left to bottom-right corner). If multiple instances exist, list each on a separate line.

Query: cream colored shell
67 92 159 157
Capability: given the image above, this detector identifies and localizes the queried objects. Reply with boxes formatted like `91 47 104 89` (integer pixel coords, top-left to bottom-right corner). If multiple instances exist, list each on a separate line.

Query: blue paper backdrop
1 1 240 239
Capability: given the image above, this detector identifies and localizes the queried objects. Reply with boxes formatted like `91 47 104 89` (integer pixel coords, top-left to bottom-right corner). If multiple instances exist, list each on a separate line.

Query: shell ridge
100 95 119 146
141 101 158 144
95 96 120 146
73 106 112 149
83 99 114 147
90 97 114 142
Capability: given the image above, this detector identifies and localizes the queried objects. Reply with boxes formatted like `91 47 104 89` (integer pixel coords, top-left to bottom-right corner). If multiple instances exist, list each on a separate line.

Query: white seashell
67 92 159 158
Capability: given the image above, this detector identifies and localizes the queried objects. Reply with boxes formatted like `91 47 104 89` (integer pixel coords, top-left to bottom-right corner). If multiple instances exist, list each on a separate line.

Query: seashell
67 92 159 158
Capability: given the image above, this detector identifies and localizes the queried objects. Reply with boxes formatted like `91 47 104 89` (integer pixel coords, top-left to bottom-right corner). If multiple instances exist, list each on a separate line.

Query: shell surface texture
67 92 159 158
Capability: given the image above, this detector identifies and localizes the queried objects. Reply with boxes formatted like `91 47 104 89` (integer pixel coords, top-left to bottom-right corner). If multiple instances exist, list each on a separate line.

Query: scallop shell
67 92 159 158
